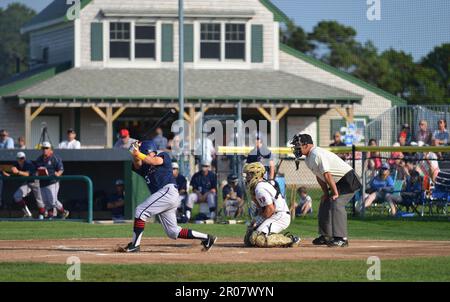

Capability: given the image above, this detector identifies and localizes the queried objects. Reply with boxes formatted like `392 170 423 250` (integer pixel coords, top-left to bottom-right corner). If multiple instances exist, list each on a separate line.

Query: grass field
0 217 449 282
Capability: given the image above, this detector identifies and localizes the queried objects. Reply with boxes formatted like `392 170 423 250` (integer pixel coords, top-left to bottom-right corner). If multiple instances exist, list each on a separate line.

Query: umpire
290 133 361 247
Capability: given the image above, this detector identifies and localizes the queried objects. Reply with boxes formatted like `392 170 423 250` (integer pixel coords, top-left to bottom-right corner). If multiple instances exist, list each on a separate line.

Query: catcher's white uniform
253 181 291 234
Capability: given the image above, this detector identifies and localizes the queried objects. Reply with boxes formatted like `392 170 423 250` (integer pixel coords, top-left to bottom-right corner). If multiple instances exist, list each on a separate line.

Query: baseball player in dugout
34 141 69 219
243 162 300 248
118 140 217 253
290 133 361 247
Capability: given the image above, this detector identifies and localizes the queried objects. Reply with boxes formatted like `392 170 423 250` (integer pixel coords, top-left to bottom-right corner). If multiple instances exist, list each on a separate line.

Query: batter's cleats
327 237 349 247
117 242 140 253
61 210 70 219
201 235 217 251
312 235 331 246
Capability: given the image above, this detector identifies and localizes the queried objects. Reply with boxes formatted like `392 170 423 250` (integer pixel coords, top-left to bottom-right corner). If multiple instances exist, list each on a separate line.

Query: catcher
243 162 300 248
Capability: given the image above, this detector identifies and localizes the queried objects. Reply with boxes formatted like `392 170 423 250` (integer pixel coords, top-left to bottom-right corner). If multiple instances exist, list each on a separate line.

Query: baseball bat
142 108 177 140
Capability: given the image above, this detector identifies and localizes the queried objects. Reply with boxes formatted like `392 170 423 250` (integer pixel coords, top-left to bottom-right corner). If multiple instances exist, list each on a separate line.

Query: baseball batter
118 140 217 253
1 152 45 218
243 162 300 248
34 142 69 219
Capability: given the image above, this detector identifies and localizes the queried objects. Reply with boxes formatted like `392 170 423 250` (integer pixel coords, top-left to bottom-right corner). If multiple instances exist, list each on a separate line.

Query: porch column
91 105 127 148
24 103 47 148
257 106 290 148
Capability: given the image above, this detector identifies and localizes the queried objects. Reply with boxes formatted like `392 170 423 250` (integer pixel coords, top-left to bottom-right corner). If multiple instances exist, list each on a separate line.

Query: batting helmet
139 140 158 155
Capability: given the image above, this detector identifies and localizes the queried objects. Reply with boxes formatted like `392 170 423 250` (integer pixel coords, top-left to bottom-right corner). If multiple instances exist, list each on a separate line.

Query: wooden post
189 106 196 177
106 107 113 148
24 104 31 148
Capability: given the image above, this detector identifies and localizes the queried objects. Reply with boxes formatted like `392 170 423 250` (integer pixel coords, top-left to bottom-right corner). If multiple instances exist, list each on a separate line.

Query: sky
1 0 449 61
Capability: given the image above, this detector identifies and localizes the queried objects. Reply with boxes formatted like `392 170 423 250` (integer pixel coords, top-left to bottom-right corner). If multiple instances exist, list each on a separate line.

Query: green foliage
282 19 450 104
0 3 35 81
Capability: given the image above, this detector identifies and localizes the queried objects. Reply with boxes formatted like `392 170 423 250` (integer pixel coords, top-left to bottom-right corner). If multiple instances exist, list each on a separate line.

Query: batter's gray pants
318 193 354 239
135 184 182 239
14 181 45 209
41 182 64 210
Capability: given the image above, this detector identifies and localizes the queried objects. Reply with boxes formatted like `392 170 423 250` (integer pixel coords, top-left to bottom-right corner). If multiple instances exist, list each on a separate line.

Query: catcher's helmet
139 140 158 155
289 133 314 159
243 162 265 192
227 174 238 183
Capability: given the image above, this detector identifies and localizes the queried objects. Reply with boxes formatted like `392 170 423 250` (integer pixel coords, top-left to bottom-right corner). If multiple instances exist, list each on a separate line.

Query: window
200 23 221 59
135 24 156 59
225 24 245 60
110 22 130 59
42 47 49 64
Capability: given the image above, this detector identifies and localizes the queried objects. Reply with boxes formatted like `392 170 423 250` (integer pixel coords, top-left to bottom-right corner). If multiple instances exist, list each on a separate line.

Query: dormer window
200 23 221 60
110 22 130 59
225 24 245 60
135 24 156 59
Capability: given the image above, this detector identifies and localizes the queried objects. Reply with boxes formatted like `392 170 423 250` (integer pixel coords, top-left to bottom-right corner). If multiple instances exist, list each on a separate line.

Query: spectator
222 174 244 218
1 152 45 218
246 132 275 180
35 142 69 219
58 129 81 149
390 152 408 181
16 136 26 149
172 162 188 223
290 187 313 219
389 142 404 166
367 138 382 172
417 141 440 183
153 127 168 151
360 163 394 212
194 136 216 169
416 120 432 145
398 123 413 145
432 119 449 145
114 129 137 149
107 179 125 221
0 129 14 149
186 160 217 221
386 169 422 216
329 132 347 160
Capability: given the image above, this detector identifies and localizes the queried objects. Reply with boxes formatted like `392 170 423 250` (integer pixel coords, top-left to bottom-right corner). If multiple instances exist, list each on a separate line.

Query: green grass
1 257 450 282
0 216 449 241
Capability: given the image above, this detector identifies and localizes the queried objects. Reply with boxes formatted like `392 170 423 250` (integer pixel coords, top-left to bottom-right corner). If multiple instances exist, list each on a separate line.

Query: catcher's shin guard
249 231 296 248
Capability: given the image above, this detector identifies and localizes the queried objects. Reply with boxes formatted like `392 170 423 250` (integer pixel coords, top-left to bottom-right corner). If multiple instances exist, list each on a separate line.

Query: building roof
3 68 362 102
22 0 289 33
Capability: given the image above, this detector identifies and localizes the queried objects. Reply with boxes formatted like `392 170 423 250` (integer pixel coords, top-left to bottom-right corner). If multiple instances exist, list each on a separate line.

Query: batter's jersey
254 181 289 213
34 154 64 187
305 146 352 183
135 152 176 194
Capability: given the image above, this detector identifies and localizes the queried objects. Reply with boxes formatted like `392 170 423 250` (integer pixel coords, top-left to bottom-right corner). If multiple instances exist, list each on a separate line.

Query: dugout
0 149 149 220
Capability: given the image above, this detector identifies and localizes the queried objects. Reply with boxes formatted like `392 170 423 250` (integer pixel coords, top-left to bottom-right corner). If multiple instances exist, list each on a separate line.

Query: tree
421 43 450 98
0 3 36 81
281 19 314 54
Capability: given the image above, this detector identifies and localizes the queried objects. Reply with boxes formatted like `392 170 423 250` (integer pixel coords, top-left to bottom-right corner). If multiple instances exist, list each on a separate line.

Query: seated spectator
416 141 440 183
361 163 394 212
107 179 125 221
16 136 26 149
398 124 413 145
153 127 168 151
432 119 449 145
114 129 137 149
290 187 313 218
172 162 188 223
186 160 217 221
386 170 422 216
329 132 347 160
416 120 432 145
389 142 404 166
390 152 408 181
367 138 382 172
0 129 14 149
222 174 244 218
58 128 81 149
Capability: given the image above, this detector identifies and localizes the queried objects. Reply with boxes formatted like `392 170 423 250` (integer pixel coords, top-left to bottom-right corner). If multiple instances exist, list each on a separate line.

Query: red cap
119 129 129 137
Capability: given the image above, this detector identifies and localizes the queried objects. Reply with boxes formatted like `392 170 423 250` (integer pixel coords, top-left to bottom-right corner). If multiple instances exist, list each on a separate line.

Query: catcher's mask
243 162 265 192
290 133 313 160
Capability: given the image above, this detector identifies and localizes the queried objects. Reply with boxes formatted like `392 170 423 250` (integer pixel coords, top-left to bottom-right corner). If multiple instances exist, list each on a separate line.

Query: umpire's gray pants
318 193 354 238
14 181 45 209
135 184 182 240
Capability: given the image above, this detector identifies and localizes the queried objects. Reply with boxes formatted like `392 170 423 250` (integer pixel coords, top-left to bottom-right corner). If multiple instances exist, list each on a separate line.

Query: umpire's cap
291 133 314 146
139 140 158 155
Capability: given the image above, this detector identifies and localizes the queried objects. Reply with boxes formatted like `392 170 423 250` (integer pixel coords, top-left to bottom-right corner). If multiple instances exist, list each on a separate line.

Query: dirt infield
0 237 449 264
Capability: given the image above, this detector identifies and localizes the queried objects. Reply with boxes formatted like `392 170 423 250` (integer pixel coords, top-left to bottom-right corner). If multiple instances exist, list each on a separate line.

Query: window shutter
184 24 194 62
330 119 346 140
251 24 263 63
90 23 103 61
161 24 174 62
